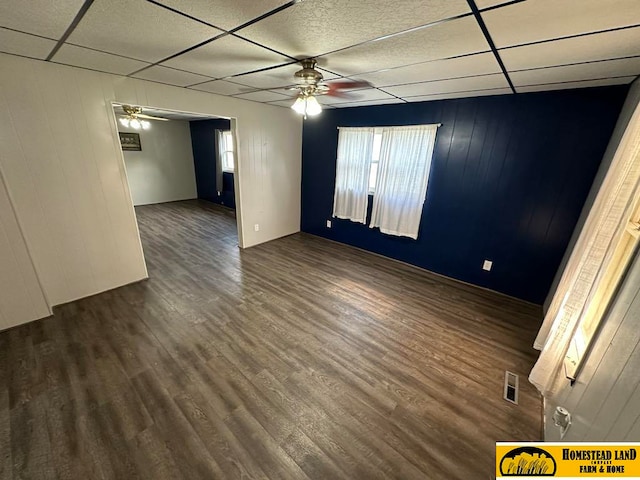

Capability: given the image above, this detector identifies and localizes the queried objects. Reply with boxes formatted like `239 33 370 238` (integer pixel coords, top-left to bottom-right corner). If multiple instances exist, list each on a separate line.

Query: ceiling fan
286 58 371 118
116 104 169 130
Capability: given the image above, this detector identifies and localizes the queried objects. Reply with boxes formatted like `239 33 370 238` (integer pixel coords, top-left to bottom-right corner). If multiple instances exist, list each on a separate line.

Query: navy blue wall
189 119 235 209
301 86 628 304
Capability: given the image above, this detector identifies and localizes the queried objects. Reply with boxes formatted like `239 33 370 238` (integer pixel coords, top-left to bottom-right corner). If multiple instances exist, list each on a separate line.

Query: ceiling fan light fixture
291 95 322 119
141 120 151 130
119 117 130 127
305 95 322 116
129 118 141 130
291 96 307 115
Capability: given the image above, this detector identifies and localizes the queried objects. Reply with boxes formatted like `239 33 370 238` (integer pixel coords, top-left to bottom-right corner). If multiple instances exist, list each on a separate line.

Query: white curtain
530 100 640 396
332 127 374 223
369 125 438 239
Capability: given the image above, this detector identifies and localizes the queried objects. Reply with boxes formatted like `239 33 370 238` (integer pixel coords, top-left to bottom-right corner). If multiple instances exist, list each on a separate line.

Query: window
369 125 438 239
332 127 375 224
221 130 235 173
369 129 383 193
332 124 439 238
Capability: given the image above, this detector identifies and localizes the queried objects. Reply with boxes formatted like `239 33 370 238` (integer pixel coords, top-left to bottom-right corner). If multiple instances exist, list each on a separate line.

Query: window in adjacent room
221 130 235 173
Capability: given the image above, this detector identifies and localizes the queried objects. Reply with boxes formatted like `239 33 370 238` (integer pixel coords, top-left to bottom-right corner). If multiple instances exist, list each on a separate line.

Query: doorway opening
111 103 241 273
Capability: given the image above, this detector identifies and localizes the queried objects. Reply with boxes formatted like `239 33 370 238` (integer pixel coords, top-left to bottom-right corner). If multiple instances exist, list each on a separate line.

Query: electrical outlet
326 220 332 228
254 224 259 232
483 260 493 271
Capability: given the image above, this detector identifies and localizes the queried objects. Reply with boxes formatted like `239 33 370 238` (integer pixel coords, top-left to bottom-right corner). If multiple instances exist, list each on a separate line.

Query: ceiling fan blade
136 113 169 121
327 80 372 91
325 90 350 98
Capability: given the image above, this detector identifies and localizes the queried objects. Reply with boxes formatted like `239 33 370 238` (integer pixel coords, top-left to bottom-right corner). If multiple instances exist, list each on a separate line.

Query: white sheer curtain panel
529 101 640 396
332 127 374 223
369 125 438 239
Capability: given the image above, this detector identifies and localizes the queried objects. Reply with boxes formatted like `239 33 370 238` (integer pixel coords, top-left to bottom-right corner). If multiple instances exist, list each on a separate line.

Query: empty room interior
1 0 640 478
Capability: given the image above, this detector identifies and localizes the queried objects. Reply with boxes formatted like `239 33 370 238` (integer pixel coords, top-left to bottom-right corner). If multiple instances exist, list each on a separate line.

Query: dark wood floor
0 200 543 479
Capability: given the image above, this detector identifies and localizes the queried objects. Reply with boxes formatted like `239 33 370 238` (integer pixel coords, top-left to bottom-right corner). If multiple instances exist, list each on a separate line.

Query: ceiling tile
475 0 514 9
271 99 342 110
383 73 509 97
322 16 490 76
516 76 635 93
510 57 640 87
52 44 150 75
66 0 222 63
239 0 471 58
0 0 85 39
331 98 406 108
233 90 291 102
354 52 501 87
0 28 57 60
319 88 396 105
132 65 213 87
162 35 290 78
404 87 513 102
266 99 297 108
482 0 640 48
152 0 290 30
230 63 338 90
190 79 256 95
499 26 640 71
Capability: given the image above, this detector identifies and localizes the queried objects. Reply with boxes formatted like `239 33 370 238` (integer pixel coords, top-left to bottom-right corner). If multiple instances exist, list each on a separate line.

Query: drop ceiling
1 0 639 109
112 104 222 121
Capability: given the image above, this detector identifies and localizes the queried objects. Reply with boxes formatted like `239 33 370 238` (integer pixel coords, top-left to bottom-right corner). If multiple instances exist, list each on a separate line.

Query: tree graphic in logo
500 447 557 476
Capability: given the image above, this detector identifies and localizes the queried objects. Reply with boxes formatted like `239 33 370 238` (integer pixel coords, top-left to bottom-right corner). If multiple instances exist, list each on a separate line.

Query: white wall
121 119 197 206
0 169 50 330
0 53 302 313
544 80 640 441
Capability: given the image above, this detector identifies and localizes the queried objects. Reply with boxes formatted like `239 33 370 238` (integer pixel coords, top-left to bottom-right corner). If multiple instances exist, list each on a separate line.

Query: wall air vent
504 371 519 405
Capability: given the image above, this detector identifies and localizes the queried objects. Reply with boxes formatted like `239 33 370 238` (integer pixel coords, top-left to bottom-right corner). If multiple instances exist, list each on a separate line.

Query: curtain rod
337 123 442 129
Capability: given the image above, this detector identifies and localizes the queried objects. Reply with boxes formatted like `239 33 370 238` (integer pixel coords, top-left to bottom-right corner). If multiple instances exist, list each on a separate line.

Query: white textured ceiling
0 0 638 109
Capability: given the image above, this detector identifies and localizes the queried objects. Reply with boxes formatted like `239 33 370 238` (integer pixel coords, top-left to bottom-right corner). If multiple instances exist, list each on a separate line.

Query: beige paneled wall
0 169 50 329
122 119 197 206
0 53 302 312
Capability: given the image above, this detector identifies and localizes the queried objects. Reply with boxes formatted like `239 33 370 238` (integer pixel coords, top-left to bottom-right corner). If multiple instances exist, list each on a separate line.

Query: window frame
368 129 383 194
221 130 235 173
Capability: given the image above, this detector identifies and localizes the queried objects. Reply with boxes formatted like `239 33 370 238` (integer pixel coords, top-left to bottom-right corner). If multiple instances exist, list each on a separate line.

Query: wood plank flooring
0 200 543 479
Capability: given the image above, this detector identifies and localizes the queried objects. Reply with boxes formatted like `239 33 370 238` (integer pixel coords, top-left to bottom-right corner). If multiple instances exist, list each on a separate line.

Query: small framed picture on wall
119 132 141 151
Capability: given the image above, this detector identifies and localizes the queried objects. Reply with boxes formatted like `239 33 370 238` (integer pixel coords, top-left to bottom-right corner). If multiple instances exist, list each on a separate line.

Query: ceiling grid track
45 0 95 61
466 0 516 94
500 23 640 51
